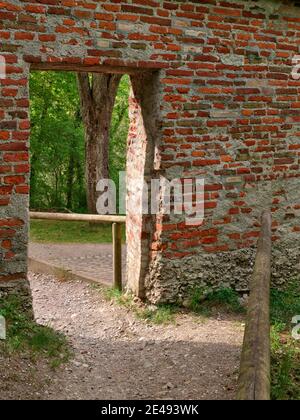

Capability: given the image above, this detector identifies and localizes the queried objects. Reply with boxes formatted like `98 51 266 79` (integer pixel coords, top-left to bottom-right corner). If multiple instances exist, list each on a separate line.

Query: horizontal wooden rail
236 210 272 401
30 211 126 224
29 211 125 290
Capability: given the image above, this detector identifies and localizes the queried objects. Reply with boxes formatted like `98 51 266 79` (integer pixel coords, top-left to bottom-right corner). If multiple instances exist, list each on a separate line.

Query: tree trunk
77 73 122 214
66 138 75 210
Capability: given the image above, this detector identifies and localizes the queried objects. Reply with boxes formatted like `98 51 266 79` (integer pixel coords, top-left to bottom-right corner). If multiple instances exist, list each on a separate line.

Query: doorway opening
28 70 128 286
27 66 161 296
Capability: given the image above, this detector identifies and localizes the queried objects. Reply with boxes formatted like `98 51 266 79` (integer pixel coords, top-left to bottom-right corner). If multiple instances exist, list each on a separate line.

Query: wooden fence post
112 222 122 291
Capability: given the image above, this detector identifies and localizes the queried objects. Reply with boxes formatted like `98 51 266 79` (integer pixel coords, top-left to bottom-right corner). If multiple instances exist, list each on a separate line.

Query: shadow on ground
0 339 240 400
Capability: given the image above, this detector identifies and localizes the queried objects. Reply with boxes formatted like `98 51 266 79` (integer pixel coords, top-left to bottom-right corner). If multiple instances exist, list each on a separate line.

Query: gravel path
22 272 244 400
29 243 127 285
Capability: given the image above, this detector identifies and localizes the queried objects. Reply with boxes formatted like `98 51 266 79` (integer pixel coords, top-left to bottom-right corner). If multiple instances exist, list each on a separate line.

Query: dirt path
20 272 243 400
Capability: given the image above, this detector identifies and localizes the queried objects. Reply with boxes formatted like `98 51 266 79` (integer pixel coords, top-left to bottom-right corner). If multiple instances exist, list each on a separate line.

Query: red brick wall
1 0 300 301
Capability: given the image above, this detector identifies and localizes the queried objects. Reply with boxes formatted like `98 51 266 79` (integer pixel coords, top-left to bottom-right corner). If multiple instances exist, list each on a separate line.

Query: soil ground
0 272 244 400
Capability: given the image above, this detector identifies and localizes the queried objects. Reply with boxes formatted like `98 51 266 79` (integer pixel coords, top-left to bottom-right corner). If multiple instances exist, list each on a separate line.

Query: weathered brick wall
0 0 300 304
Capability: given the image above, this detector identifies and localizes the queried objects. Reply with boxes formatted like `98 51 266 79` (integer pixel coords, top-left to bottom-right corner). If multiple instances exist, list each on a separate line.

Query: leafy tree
109 75 130 205
29 71 130 214
30 71 85 212
77 73 121 214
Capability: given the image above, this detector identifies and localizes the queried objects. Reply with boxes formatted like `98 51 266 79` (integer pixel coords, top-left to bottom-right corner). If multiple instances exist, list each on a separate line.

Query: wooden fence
29 212 126 291
236 210 272 400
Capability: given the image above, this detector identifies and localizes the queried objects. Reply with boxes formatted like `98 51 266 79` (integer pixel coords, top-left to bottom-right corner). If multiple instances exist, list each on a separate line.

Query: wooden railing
236 210 272 400
29 212 126 291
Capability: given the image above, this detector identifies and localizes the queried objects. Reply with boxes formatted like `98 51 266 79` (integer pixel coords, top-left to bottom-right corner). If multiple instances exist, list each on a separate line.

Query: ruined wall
0 0 300 304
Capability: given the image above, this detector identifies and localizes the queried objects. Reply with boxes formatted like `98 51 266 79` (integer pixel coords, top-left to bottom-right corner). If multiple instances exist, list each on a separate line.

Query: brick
14 32 35 40
4 152 29 162
0 219 23 227
4 175 25 185
1 240 12 249
121 5 153 15
94 13 114 21
15 186 29 194
39 34 56 42
0 132 10 140
0 229 16 238
25 5 46 14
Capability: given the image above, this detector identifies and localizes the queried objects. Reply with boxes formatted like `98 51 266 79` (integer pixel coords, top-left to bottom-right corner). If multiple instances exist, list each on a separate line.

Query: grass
102 286 133 308
0 293 71 368
30 220 126 244
101 286 178 325
270 283 300 329
270 282 300 400
187 287 245 316
270 324 300 400
101 285 244 326
138 305 178 325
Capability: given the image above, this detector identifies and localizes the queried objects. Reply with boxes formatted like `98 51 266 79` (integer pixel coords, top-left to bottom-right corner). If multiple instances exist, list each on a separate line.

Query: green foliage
101 287 177 325
109 75 130 207
271 324 300 400
102 286 244 326
138 305 177 325
102 287 133 308
187 287 245 315
0 294 70 368
30 71 85 212
30 71 130 213
187 287 210 315
270 283 300 330
270 281 300 400
30 220 125 244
